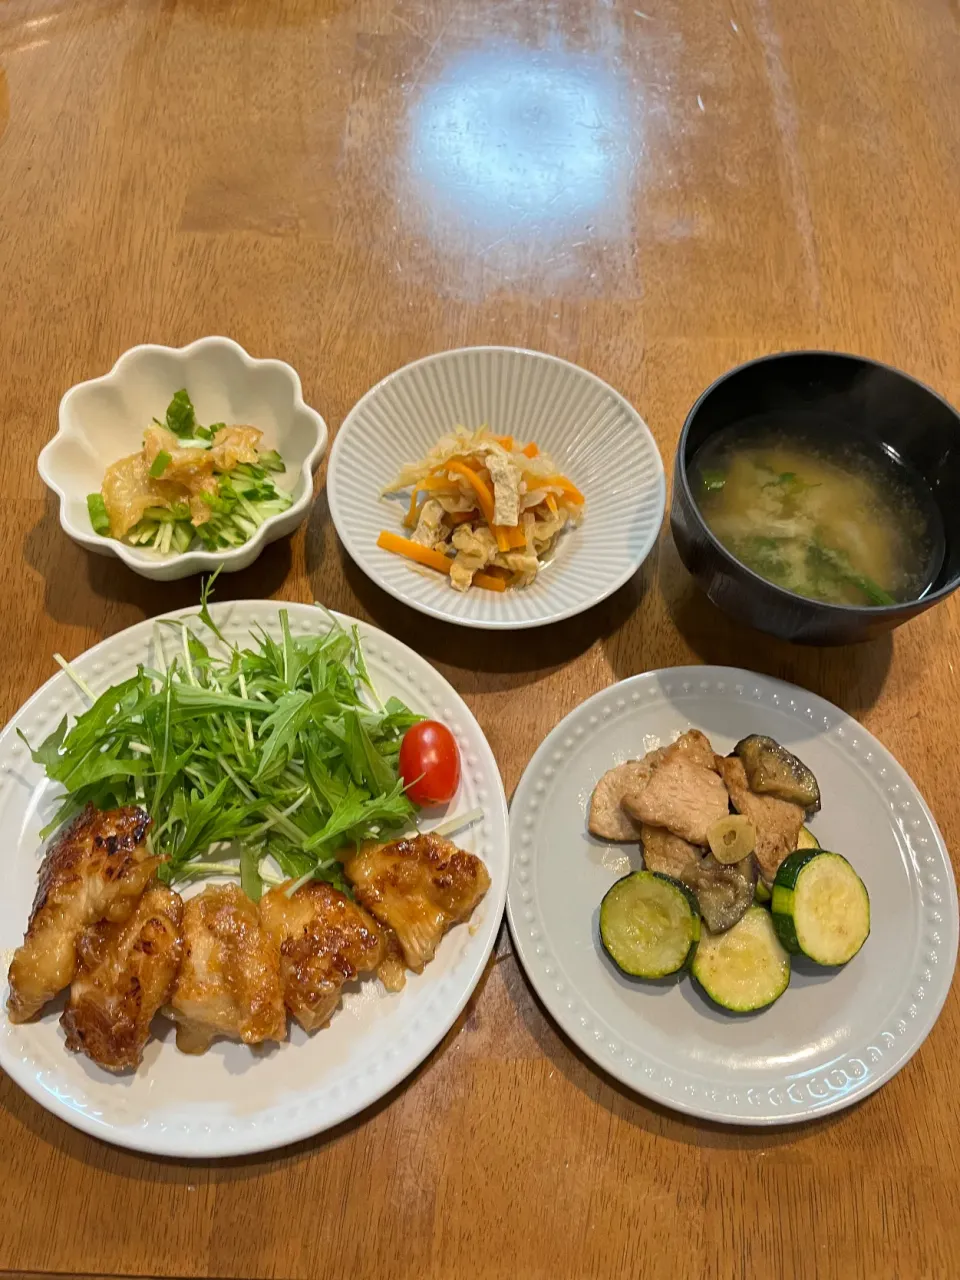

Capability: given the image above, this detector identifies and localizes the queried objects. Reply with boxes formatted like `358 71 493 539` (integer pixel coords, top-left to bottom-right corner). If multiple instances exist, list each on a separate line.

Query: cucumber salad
86 389 293 554
589 729 869 1014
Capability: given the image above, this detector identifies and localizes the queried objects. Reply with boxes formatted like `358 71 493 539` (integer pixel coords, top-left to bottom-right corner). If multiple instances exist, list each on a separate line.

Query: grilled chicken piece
260 881 393 1031
661 729 717 772
639 824 703 879
589 733 720 843
377 930 408 992
622 755 729 846
716 755 804 883
7 806 159 1023
344 834 491 973
61 884 183 1072
589 753 665 842
166 884 286 1054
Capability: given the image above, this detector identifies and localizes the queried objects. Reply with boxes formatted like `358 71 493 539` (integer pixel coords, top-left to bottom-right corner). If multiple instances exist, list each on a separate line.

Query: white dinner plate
327 346 665 629
507 667 958 1124
0 602 508 1157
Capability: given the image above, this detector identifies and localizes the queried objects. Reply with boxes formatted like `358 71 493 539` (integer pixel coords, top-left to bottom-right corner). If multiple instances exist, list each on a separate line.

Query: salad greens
20 582 425 901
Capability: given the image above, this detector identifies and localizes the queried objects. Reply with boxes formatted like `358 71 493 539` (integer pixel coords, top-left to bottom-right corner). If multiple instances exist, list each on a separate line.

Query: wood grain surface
1 0 959 1276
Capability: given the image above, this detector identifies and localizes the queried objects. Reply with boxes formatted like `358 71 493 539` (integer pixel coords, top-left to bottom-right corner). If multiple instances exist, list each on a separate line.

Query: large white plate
327 346 665 629
507 667 958 1124
0 602 508 1156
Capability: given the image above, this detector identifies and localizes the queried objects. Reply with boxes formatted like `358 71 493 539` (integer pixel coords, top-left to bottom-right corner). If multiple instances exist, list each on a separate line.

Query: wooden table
1 0 959 1276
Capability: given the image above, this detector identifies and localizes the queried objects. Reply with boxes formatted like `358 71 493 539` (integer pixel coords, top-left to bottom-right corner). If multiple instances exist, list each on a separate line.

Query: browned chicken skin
61 883 183 1072
7 805 159 1023
10 807 492 1060
166 883 286 1054
260 881 395 1031
344 834 491 973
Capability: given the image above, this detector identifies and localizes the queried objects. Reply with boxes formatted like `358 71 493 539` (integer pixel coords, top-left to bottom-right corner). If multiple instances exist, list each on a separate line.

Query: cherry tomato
399 720 461 806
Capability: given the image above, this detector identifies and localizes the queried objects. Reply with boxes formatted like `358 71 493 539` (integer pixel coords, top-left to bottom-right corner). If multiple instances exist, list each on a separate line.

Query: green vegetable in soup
692 429 939 607
805 541 895 607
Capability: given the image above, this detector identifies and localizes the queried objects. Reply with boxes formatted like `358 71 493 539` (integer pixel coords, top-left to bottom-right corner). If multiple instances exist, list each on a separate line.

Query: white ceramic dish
0 601 508 1157
40 337 328 581
507 667 958 1124
327 346 665 629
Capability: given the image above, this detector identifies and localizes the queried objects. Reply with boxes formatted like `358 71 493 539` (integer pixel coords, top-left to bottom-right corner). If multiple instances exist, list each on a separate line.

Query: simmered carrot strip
474 571 507 592
420 473 456 492
404 472 459 527
404 488 422 528
378 530 507 592
522 442 539 458
545 493 558 516
447 509 477 525
491 435 514 450
540 474 585 504
492 526 511 553
377 530 452 575
446 461 496 523
502 523 527 549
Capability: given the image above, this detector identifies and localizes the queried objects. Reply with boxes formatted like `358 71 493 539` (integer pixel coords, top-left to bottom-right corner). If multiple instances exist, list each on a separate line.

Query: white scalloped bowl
40 337 328 581
328 346 665 629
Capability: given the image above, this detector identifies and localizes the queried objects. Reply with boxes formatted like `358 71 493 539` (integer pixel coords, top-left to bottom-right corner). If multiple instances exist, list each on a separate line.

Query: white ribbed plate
327 347 665 629
507 667 958 1124
0 602 508 1157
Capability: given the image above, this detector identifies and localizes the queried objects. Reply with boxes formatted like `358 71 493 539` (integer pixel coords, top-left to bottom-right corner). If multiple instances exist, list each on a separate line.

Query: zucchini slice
771 850 870 965
754 880 772 905
599 871 700 978
796 826 820 851
692 905 790 1012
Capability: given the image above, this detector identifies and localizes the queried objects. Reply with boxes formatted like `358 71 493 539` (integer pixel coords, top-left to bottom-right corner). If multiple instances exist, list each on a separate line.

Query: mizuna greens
19 586 429 901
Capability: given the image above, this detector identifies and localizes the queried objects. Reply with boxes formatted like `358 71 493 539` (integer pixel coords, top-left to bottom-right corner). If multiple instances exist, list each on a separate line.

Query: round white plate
0 602 508 1157
507 667 958 1125
327 346 665 629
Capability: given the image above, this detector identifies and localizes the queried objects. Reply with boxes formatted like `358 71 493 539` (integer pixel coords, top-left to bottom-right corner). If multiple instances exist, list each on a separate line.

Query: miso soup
691 418 944 607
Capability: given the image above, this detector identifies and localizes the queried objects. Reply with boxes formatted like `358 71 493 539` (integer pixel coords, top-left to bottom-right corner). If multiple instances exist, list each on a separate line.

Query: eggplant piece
678 853 758 934
733 735 821 815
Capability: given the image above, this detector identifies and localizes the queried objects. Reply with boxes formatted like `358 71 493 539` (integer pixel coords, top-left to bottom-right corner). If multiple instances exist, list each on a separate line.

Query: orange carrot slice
540 475 584 504
474 571 507 592
420 473 456 492
522 442 539 458
446 461 496 524
377 531 452 575
378 530 508 592
404 487 422 528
